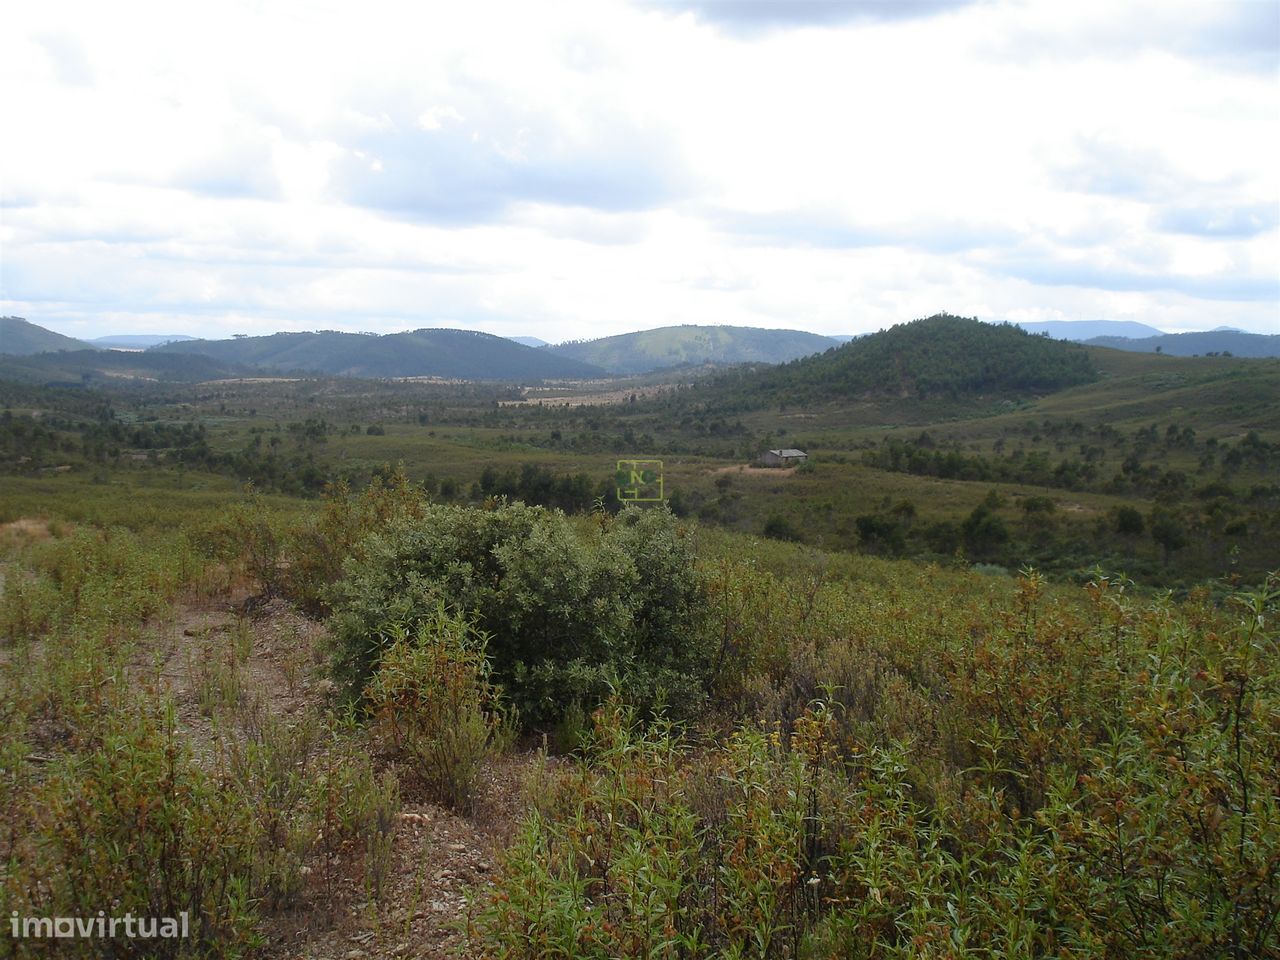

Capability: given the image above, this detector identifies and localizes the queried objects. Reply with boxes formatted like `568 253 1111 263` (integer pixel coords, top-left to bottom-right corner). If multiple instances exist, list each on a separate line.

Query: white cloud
1 0 1276 341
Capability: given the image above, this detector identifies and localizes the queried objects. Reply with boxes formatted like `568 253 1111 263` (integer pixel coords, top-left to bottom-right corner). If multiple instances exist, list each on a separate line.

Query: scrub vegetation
1 316 1277 957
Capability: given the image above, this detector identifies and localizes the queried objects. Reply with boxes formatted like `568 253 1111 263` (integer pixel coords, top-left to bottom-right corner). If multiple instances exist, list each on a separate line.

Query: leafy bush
762 513 802 542
364 605 511 811
330 501 709 725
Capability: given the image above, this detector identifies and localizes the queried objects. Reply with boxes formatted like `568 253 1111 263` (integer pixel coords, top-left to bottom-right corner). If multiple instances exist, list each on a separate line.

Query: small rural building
761 448 808 467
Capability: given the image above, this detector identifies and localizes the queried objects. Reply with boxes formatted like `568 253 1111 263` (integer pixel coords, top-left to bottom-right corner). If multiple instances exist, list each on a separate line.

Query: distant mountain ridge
90 334 198 349
152 328 605 379
1084 330 1280 358
1 317 100 355
1012 320 1166 340
546 324 839 375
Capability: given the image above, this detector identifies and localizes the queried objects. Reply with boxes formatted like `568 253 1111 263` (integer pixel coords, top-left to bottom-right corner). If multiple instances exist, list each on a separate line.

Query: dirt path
133 594 532 959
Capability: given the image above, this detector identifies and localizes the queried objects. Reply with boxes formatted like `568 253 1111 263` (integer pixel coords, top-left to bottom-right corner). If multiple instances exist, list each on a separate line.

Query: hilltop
699 313 1099 410
0 317 99 356
153 328 605 380
546 324 838 375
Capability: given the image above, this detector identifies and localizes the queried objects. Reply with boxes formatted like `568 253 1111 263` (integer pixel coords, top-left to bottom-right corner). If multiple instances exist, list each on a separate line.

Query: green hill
701 314 1099 409
1084 330 1280 358
153 328 605 380
0 317 99 356
546 324 838 375
0 349 241 385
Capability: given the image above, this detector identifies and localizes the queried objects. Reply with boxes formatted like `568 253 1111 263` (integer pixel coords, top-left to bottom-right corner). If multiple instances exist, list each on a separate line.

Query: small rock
447 842 466 853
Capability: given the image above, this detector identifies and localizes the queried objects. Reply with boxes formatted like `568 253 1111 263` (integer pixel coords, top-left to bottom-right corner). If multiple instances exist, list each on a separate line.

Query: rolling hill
152 329 605 380
546 324 838 375
1084 330 1280 358
698 314 1100 409
0 317 99 355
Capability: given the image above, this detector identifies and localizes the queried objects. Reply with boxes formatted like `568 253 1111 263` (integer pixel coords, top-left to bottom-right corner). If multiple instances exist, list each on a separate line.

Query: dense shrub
330 502 709 725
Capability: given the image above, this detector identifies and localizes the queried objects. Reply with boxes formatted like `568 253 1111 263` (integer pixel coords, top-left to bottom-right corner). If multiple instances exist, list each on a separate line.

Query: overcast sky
2 0 1278 343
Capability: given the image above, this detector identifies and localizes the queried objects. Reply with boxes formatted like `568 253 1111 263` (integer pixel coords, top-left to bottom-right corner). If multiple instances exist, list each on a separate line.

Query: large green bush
330 502 709 724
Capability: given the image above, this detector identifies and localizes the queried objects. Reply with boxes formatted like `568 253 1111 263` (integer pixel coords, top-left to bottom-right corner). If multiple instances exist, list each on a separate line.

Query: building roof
768 449 807 458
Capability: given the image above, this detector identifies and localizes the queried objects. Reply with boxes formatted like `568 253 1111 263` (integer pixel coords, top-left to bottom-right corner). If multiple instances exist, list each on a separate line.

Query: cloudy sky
2 0 1277 343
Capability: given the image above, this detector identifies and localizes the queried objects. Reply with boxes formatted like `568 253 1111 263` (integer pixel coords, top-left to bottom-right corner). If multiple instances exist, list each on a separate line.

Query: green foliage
329 501 709 724
472 574 1280 959
961 500 1010 559
1114 504 1145 535
22 706 262 957
1149 506 1190 558
762 513 803 542
364 605 511 811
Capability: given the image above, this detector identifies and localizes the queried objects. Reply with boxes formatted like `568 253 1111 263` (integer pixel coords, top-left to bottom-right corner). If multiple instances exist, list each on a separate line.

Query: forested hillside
698 314 1099 409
